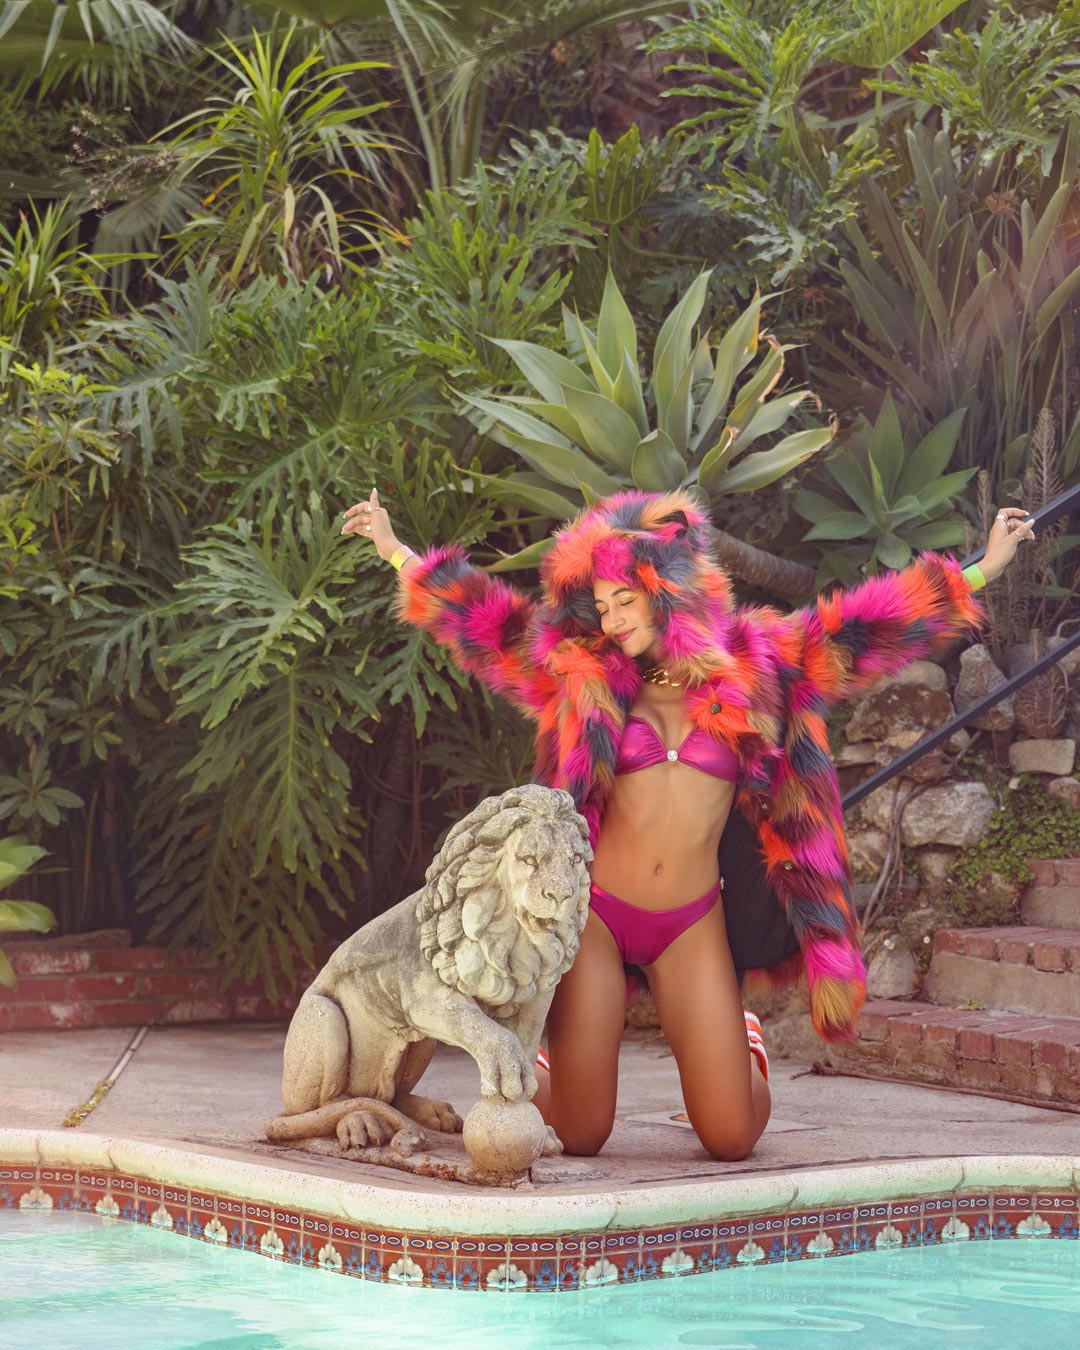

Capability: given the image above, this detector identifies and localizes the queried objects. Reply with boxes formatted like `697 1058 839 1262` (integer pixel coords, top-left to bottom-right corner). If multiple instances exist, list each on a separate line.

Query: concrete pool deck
3 1023 1078 1195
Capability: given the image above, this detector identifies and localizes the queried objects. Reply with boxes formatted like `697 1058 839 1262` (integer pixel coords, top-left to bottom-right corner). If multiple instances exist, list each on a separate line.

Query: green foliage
870 4 1080 174
794 392 975 582
0 834 52 987
942 777 1080 927
163 26 390 283
0 205 131 366
818 122 1080 486
466 269 832 558
1 0 1079 986
0 0 194 100
382 156 592 387
646 0 964 285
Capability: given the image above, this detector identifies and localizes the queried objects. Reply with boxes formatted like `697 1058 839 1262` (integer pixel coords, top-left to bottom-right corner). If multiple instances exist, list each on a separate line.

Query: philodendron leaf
489 338 592 404
707 427 832 494
597 269 637 379
631 429 687 491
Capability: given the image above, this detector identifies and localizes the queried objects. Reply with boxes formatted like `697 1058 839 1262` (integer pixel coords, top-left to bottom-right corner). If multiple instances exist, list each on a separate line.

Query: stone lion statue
265 785 591 1165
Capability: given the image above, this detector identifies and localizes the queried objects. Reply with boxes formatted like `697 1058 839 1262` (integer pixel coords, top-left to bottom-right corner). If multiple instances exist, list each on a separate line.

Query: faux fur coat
397 490 985 1042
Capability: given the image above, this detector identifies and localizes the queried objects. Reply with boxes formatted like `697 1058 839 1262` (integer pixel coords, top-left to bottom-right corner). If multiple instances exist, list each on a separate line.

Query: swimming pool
2 1209 1079 1349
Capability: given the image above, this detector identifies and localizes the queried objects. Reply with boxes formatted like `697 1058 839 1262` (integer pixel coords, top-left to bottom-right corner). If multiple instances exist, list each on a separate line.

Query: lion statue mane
266 784 591 1162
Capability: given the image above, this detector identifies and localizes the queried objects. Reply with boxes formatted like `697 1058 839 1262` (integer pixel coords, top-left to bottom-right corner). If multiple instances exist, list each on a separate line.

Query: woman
343 487 1032 1160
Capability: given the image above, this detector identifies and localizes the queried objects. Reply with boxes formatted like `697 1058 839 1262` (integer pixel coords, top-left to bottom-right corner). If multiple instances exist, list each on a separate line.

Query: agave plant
0 835 52 988
464 269 831 588
793 391 976 584
818 123 1080 489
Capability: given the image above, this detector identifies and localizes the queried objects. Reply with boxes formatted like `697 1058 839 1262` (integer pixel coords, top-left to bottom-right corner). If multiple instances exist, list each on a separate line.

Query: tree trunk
709 527 816 600
365 710 418 914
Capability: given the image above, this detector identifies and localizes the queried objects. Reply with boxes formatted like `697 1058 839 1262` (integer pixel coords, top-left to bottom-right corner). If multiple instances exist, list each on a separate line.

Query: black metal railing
841 480 1080 813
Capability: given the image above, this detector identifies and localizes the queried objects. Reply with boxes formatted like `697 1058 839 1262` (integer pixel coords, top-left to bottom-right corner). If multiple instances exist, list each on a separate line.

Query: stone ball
463 1098 547 1177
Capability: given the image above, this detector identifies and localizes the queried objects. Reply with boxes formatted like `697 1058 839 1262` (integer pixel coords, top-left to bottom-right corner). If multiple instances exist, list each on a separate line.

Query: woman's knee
555 1119 614 1157
693 1115 762 1162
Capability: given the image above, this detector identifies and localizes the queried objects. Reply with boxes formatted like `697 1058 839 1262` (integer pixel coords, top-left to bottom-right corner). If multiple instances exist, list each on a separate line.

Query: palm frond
0 0 197 99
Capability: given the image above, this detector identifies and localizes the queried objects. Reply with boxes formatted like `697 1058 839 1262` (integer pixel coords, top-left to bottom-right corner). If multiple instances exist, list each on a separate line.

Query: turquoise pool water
1 1211 1078 1349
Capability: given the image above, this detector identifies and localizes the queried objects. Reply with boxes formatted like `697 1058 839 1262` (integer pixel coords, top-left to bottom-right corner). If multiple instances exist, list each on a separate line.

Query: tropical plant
465 269 830 592
0 204 131 369
0 0 194 100
161 26 391 284
646 0 967 284
818 122 1080 488
793 391 976 584
381 155 593 389
966 409 1080 740
870 4 1080 176
0 834 52 987
263 0 691 202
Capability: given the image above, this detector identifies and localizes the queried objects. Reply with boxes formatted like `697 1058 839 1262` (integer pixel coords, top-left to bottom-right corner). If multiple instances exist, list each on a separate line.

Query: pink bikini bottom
589 878 723 966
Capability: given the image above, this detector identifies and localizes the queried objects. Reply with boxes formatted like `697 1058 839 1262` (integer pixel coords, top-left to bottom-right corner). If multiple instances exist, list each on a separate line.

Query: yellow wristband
961 563 987 591
389 545 415 571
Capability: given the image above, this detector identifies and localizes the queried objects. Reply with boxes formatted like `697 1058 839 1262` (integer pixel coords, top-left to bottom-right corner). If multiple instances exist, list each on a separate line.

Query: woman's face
592 580 659 660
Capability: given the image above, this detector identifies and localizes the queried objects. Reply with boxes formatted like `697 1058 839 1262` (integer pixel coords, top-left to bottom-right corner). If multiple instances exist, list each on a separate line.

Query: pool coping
3 1129 1079 1290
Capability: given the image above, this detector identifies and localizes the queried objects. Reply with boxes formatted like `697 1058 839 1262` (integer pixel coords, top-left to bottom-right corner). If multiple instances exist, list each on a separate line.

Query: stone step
925 926 1080 1018
831 998 1080 1104
1020 859 1080 929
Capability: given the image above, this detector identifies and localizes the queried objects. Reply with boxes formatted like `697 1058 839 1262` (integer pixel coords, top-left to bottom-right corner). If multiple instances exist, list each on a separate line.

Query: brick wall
0 941 331 1032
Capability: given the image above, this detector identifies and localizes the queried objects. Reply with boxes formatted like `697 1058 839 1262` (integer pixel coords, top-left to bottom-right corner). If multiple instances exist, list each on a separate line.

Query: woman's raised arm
772 506 1034 709
342 489 556 720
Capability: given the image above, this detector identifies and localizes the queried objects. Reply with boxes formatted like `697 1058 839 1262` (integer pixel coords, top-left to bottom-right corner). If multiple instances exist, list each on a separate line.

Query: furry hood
537 489 739 686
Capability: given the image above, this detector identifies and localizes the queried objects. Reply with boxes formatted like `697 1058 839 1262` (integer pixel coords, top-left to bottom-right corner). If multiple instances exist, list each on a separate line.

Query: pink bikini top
615 716 740 782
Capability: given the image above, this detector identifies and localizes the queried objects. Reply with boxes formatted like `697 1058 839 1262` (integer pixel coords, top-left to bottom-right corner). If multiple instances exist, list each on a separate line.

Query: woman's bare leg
533 910 626 1156
646 902 771 1161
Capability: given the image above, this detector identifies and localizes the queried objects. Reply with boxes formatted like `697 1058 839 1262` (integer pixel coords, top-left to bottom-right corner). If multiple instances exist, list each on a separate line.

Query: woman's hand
980 506 1035 583
341 488 399 562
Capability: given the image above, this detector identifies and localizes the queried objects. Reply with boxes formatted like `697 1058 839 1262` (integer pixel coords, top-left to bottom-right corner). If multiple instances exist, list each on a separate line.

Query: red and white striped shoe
744 1010 769 1083
535 1014 768 1082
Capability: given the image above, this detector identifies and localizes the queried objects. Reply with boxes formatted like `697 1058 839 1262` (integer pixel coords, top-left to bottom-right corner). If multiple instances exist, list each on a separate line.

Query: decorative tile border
3 1152 1079 1292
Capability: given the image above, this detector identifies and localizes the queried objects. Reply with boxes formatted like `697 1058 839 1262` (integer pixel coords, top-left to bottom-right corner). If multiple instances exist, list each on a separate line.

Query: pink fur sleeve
395 545 555 720
776 552 987 707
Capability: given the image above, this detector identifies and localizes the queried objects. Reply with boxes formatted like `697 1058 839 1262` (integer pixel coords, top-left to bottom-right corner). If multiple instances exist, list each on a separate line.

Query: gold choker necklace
642 664 685 689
